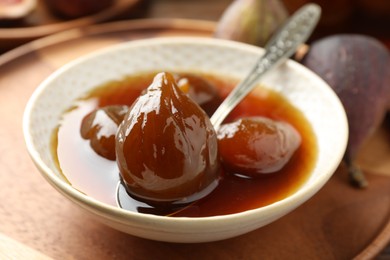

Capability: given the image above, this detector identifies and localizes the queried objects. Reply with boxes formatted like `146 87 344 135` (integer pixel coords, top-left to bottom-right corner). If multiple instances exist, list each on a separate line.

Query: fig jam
53 72 317 217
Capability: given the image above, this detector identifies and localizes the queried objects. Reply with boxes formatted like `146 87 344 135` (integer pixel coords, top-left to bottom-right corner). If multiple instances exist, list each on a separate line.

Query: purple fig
302 34 390 187
214 0 288 47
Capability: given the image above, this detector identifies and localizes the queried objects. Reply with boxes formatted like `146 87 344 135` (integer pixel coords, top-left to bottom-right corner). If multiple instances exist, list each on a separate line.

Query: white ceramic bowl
23 37 348 243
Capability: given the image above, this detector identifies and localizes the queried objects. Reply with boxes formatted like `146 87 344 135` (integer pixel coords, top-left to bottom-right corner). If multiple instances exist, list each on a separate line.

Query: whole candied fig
175 73 222 117
302 34 390 187
217 117 301 177
116 72 220 204
80 105 128 160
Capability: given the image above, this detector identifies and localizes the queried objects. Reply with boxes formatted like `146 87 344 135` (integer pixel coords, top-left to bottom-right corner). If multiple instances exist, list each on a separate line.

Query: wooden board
0 19 389 259
0 0 144 52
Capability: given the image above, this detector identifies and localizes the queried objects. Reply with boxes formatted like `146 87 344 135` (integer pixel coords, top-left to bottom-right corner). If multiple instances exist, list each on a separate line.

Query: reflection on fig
116 72 220 205
218 117 301 177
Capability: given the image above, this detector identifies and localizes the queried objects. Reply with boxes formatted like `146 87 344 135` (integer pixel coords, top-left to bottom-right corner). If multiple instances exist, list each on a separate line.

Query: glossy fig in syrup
80 105 128 160
217 117 301 177
175 73 222 117
116 72 220 204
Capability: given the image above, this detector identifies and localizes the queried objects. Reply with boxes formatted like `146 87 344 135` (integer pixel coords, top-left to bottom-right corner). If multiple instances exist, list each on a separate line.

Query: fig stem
210 3 321 129
348 165 369 188
345 159 369 188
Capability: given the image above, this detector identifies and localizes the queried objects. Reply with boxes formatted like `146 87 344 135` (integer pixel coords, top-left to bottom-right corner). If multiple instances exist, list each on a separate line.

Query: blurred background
0 0 389 53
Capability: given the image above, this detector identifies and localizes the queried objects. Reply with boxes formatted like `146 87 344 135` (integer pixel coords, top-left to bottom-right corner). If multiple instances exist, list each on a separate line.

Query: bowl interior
23 37 348 241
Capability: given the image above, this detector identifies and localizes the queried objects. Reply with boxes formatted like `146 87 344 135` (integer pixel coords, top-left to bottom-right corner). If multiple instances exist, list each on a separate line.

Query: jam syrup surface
53 72 317 217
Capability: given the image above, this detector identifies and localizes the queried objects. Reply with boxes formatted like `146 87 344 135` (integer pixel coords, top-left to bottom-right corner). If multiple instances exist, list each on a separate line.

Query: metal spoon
117 3 321 211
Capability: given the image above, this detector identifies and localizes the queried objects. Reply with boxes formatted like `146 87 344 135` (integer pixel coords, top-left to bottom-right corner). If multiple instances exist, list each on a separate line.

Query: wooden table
1 0 390 259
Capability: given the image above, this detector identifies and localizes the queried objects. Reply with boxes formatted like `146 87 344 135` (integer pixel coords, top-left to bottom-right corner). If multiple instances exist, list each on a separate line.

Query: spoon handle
210 3 321 129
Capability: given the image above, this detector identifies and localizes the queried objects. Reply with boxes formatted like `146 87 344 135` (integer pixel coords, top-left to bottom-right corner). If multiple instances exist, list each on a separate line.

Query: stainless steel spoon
117 3 321 211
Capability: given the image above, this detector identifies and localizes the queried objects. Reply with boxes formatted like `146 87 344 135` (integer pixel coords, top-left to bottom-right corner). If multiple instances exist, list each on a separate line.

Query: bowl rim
23 36 348 226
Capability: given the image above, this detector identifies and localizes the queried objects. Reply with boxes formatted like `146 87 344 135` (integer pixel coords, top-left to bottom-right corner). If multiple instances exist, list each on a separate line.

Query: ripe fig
214 0 288 47
175 73 222 117
217 117 301 177
302 34 390 187
116 72 220 204
80 105 128 160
